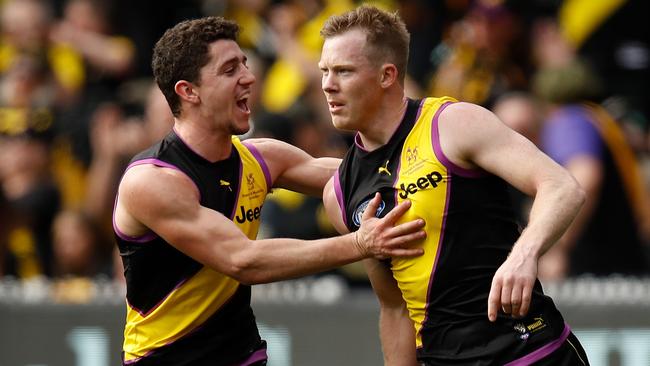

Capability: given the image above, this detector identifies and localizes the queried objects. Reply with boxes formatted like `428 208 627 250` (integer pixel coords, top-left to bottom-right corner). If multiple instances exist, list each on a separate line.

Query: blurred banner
1 276 649 366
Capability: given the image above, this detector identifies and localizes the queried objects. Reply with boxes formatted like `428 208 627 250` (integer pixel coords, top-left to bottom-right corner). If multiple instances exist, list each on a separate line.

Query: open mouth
236 97 250 113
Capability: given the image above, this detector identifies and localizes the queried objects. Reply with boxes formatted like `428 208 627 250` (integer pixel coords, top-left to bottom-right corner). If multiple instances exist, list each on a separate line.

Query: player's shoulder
438 101 503 134
243 137 311 165
117 163 201 229
440 101 491 120
119 163 198 200
242 137 284 147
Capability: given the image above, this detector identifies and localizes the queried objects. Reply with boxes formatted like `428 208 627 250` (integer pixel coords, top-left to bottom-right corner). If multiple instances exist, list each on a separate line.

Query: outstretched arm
114 166 425 285
438 102 585 321
323 178 418 365
246 138 340 197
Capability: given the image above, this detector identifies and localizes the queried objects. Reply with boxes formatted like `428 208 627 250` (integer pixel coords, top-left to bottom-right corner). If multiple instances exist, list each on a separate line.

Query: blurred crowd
0 0 649 301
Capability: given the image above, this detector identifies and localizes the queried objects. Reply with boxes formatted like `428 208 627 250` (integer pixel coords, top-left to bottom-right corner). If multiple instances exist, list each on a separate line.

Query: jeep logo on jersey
235 204 263 223
398 171 443 199
352 198 386 227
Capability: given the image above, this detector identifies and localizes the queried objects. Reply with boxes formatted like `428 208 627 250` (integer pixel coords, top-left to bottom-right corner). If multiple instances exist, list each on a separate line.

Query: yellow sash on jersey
390 96 457 348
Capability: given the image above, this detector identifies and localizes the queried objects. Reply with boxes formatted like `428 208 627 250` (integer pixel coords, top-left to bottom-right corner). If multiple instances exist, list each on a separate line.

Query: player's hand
487 248 538 322
355 193 425 260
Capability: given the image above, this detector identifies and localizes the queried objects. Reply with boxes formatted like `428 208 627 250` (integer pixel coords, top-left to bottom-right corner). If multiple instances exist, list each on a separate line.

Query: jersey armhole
333 168 349 229
430 101 486 178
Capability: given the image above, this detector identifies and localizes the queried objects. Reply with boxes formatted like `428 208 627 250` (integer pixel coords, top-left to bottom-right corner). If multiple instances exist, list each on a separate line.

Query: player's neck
172 118 233 162
357 96 408 151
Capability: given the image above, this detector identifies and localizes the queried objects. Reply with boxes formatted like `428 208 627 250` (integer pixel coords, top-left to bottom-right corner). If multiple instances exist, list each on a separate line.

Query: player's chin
233 125 250 136
231 119 251 135
331 117 352 130
334 123 357 134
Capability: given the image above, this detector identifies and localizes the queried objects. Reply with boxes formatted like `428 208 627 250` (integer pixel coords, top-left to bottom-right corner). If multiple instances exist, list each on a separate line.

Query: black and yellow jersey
335 97 571 364
114 131 270 365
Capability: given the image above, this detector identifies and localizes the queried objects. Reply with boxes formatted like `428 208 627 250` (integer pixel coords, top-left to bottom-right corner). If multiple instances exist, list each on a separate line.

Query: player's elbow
230 271 261 286
560 172 586 211
228 248 267 285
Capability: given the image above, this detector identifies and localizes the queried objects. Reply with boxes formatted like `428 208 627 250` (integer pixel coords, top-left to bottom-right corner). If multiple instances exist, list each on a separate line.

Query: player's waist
417 311 567 363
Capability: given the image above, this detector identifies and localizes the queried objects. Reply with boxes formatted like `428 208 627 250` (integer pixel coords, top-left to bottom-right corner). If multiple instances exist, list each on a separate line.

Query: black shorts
532 332 589 366
420 332 589 366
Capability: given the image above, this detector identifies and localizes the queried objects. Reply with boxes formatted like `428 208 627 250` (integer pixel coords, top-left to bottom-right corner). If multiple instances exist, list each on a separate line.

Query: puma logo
378 160 391 176
220 180 232 191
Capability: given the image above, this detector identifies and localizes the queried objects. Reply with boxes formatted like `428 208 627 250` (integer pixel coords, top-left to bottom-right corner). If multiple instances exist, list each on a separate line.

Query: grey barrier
0 275 649 366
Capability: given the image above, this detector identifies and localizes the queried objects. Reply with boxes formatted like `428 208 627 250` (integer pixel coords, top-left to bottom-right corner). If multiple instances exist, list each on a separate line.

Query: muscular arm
246 138 340 196
539 156 603 279
439 103 585 320
323 179 418 365
114 166 424 285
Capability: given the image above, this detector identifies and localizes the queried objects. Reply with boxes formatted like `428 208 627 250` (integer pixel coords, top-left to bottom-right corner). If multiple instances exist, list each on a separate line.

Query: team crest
246 173 255 191
513 322 530 340
352 197 386 227
406 146 419 166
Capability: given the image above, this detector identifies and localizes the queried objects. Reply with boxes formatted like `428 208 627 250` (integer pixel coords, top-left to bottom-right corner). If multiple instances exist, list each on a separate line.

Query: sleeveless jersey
114 131 270 366
335 97 571 364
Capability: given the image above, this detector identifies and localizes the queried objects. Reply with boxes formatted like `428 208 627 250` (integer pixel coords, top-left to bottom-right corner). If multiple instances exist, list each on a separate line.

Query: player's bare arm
115 165 425 285
438 102 585 321
246 137 341 196
538 154 604 279
365 259 418 366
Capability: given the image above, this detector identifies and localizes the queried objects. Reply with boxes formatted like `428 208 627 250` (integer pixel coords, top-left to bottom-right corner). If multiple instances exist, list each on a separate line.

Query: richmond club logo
352 198 386 227
406 146 418 166
246 173 255 191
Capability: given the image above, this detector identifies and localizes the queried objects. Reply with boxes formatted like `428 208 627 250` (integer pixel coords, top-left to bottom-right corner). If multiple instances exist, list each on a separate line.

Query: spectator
532 19 650 279
427 0 529 107
51 0 137 174
0 128 60 279
0 0 84 100
222 0 275 58
51 209 109 278
557 0 649 153
50 209 107 304
50 0 135 78
493 91 543 146
261 0 353 120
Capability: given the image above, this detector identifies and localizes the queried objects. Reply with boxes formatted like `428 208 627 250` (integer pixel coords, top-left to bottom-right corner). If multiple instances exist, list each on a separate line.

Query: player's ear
380 63 398 88
175 80 200 105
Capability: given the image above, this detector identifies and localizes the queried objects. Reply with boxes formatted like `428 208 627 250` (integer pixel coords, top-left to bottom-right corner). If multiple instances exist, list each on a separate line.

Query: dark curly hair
320 5 410 84
152 16 239 117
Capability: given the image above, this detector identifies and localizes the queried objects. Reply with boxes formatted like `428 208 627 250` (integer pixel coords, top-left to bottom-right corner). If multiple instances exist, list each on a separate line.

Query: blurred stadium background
1 276 650 365
1 0 649 365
